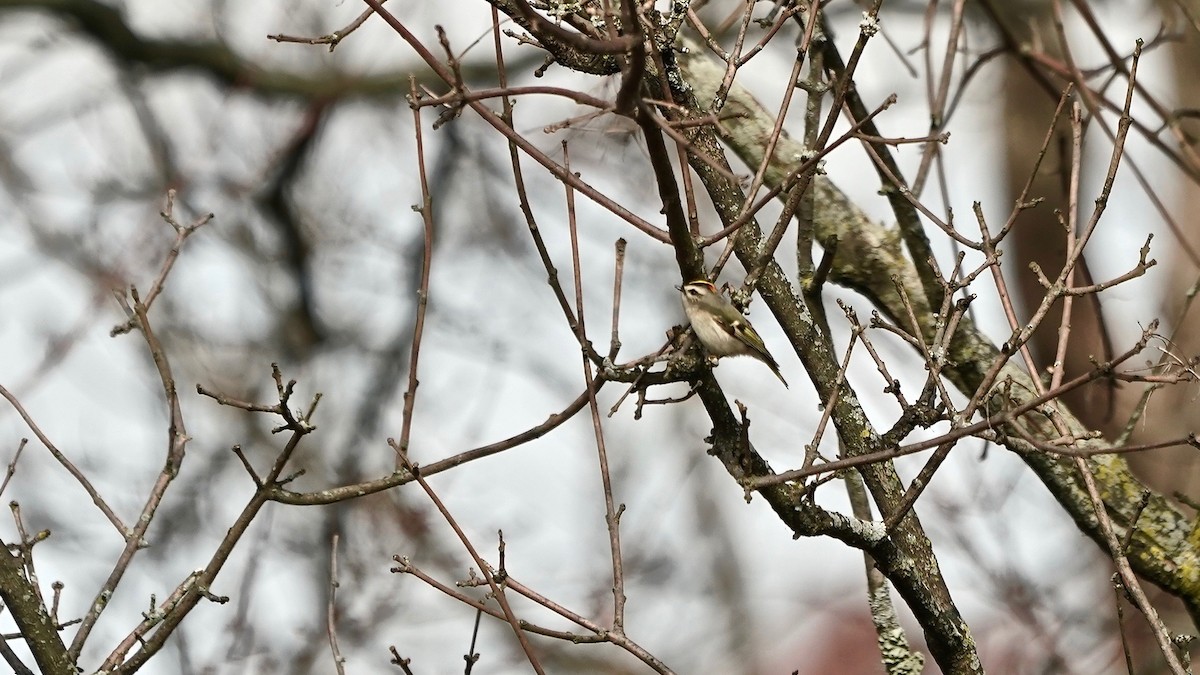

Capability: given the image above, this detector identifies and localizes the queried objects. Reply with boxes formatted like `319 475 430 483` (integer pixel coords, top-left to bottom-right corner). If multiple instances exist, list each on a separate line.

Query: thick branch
653 33 982 675
0 546 73 674
676 32 1200 623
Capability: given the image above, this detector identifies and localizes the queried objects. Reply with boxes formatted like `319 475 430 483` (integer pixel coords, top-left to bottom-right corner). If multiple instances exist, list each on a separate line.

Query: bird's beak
674 284 683 291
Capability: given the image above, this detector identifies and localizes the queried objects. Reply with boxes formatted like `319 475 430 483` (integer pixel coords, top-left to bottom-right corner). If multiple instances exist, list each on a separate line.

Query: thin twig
563 142 627 633
362 0 670 243
390 445 545 674
0 439 26 499
0 387 125 537
394 77 437 467
327 533 346 675
609 239 627 360
268 0 386 52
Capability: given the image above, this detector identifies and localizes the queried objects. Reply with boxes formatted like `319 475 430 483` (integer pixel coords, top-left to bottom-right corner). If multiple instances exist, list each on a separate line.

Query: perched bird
677 279 788 387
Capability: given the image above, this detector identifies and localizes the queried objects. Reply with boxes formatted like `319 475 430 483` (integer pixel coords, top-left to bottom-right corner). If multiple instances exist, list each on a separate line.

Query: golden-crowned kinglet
678 280 788 387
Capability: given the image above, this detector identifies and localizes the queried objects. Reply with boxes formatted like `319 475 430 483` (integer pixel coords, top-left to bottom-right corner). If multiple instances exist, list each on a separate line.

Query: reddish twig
390 443 545 674
563 143 627 633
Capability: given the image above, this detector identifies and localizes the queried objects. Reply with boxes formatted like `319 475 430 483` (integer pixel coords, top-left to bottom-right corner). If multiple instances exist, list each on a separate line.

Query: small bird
678 279 788 387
